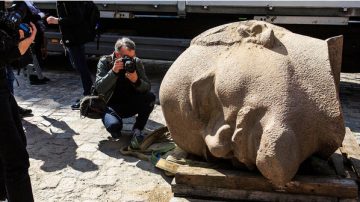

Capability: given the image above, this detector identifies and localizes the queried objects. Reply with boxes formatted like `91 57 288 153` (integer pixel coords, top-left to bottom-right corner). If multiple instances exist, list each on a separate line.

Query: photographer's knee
105 121 122 134
102 113 123 134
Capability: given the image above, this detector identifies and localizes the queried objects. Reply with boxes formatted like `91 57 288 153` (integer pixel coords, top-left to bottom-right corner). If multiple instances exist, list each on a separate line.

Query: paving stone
56 177 77 193
81 187 104 199
107 190 123 201
104 166 123 176
77 143 99 153
78 171 99 180
38 175 62 189
26 98 43 102
104 159 125 168
40 120 52 127
91 176 118 186
92 151 110 160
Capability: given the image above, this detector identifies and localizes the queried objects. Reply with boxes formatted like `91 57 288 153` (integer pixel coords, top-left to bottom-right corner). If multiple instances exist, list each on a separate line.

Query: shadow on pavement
23 117 98 172
98 135 137 163
97 119 172 183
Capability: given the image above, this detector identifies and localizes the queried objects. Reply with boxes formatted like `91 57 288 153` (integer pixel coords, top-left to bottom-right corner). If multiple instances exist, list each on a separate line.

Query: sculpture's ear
326 35 343 92
190 71 217 123
190 71 233 159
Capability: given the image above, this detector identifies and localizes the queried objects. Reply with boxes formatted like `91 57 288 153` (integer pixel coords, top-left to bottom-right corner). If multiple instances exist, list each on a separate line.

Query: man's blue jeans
67 44 93 96
102 92 156 138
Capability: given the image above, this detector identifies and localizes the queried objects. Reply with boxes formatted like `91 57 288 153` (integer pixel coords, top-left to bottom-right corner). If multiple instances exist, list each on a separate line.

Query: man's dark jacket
95 54 151 103
0 11 21 69
56 1 91 47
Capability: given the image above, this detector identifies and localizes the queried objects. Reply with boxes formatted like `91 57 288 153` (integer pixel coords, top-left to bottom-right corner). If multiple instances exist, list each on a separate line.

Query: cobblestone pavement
12 69 360 202
340 73 360 140
14 70 170 202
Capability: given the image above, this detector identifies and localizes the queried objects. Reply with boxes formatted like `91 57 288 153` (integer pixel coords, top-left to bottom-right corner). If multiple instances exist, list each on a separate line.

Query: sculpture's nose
204 124 233 158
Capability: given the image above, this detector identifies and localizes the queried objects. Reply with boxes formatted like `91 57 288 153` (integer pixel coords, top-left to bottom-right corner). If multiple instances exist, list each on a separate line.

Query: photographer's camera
121 56 136 73
19 23 31 37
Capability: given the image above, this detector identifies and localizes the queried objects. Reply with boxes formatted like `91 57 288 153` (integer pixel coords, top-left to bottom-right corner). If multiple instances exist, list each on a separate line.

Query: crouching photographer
0 7 36 202
95 38 155 149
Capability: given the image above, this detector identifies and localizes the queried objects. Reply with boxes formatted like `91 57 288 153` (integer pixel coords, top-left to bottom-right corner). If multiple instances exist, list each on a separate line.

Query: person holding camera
95 38 155 148
8 0 50 86
0 7 36 202
4 0 50 118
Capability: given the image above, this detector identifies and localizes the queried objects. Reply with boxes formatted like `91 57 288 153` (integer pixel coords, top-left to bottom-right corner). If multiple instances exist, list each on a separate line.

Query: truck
36 1 360 72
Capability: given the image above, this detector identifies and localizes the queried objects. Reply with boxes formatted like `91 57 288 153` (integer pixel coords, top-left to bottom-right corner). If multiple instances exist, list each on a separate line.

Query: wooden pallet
169 128 360 202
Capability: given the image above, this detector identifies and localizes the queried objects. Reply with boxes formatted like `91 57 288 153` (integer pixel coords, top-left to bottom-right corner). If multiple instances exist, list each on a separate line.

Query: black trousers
0 79 34 202
103 92 156 136
67 45 93 96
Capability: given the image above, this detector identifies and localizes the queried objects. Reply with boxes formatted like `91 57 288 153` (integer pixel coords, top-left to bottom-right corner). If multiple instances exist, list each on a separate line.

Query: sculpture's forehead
191 20 287 47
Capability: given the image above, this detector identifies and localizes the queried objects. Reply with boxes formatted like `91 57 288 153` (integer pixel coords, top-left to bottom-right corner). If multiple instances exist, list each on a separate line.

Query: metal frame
254 16 349 25
45 32 190 60
36 1 360 60
35 1 360 17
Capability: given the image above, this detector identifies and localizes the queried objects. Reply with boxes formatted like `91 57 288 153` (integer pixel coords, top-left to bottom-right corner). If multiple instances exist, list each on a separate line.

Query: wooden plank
170 196 226 202
171 179 338 202
339 199 358 202
330 149 346 177
155 158 180 174
340 127 360 178
175 166 358 198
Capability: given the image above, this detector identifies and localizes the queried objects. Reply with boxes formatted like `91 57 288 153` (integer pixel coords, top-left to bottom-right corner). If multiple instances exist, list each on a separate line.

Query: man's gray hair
114 37 136 51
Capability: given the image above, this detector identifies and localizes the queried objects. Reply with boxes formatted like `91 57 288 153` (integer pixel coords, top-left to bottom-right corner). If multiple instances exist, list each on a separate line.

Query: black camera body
0 11 21 36
6 1 46 38
121 56 136 73
0 2 31 39
19 23 31 37
9 1 41 24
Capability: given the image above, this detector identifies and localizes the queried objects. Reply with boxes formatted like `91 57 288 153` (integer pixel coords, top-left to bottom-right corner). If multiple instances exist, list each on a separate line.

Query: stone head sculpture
160 20 345 185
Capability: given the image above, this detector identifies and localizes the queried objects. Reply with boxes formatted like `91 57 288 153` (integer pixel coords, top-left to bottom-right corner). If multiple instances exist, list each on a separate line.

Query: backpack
80 95 106 119
83 1 100 43
80 87 106 119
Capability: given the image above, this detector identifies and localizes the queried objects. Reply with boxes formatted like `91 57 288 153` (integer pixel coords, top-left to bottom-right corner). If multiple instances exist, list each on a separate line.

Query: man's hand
29 22 37 40
18 30 25 40
126 71 138 83
46 16 59 25
18 22 37 55
112 59 124 73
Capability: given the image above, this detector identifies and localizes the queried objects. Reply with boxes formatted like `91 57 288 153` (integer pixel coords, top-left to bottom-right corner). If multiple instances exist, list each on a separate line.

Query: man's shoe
29 75 47 85
18 106 32 117
71 100 81 110
130 129 146 149
110 132 122 140
42 77 50 82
